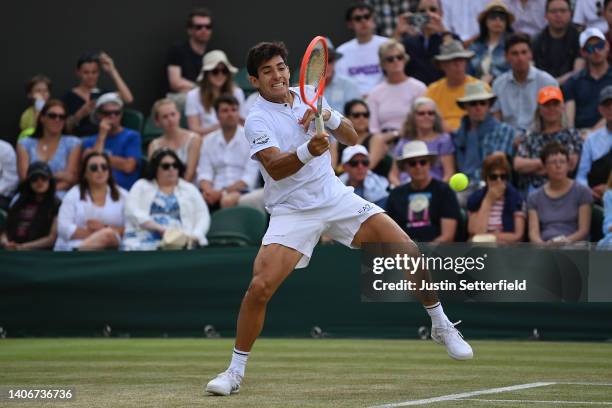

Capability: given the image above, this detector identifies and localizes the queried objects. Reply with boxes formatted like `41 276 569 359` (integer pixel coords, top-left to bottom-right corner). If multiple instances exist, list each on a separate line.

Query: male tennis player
205 41 473 396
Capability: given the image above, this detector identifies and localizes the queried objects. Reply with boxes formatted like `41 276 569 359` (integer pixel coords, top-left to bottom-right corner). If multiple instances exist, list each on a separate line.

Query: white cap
341 145 369 164
95 92 123 110
397 140 435 161
579 27 606 49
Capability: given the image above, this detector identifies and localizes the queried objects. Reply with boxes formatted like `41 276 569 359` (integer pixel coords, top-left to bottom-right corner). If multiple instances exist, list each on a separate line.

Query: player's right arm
256 132 329 181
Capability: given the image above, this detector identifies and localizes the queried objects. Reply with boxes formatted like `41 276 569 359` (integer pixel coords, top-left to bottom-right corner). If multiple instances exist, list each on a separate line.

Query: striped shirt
487 200 504 232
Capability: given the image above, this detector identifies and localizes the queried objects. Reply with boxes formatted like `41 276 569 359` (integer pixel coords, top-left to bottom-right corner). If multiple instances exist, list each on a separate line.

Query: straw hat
434 39 475 61
397 140 436 161
478 0 515 26
456 81 496 108
196 50 238 81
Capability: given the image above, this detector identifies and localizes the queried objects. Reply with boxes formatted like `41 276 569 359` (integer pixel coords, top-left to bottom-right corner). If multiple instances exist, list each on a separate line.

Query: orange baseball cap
538 86 564 104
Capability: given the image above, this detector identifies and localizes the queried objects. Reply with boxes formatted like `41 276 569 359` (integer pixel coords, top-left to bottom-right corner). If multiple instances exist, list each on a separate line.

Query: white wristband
325 110 342 130
296 141 314 164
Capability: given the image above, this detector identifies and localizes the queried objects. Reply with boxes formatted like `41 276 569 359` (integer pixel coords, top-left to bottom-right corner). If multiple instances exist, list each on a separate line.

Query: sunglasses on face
407 158 429 167
487 10 508 20
416 110 435 116
348 159 370 167
209 67 230 76
584 40 606 54
30 174 50 182
191 23 212 30
160 162 179 170
99 109 121 117
46 112 67 120
384 54 404 63
418 6 439 13
488 173 507 181
352 13 372 22
466 100 489 107
350 111 370 118
88 163 109 173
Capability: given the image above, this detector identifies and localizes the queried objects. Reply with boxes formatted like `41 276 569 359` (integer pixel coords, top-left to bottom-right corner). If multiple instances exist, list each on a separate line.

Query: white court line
368 382 556 408
460 398 612 405
558 382 612 386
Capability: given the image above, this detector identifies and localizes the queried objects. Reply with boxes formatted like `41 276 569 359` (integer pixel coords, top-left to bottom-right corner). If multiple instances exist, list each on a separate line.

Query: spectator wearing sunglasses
468 1 514 85
454 82 516 202
394 0 460 85
515 86 582 194
368 40 426 143
63 52 133 137
467 153 525 243
386 140 460 242
491 33 558 133
339 145 389 208
185 50 246 137
17 100 81 198
527 141 592 245
166 8 213 101
563 27 612 132
55 152 127 251
123 149 209 251
335 3 390 96
81 93 141 190
1 162 60 250
390 97 454 186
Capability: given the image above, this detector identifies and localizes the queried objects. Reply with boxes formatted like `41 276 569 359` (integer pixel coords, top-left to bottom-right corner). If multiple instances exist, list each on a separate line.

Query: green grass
0 338 611 407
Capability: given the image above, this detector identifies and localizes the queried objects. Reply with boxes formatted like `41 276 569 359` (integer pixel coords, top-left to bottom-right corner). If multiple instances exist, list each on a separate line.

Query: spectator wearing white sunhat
339 145 390 208
386 140 460 242
185 50 246 137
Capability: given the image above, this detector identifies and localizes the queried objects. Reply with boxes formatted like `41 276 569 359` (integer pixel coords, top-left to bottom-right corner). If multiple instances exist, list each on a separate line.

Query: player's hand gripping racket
299 36 329 135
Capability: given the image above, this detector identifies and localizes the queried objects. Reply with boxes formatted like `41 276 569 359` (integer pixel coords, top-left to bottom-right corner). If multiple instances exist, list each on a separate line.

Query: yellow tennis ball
449 173 469 192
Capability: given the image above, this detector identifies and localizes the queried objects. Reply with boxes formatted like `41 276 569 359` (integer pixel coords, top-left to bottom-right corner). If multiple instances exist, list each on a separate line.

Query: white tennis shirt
245 87 351 215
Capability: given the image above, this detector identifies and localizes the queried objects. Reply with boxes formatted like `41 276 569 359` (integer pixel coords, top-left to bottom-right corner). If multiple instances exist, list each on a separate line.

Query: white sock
228 347 249 377
425 302 449 327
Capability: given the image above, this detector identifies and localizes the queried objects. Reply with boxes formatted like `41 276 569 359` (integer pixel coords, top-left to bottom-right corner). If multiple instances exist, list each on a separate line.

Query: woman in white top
55 152 126 250
147 98 201 182
185 50 246 137
123 148 210 250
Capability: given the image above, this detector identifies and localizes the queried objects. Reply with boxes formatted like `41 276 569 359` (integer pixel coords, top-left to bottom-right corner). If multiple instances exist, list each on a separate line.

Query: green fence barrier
1 245 611 340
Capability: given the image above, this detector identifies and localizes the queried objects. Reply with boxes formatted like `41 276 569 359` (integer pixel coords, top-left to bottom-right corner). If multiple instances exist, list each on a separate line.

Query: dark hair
79 152 121 201
5 170 58 244
482 152 511 181
345 2 374 21
186 8 212 27
32 99 67 139
505 32 532 52
199 64 235 112
478 8 513 43
540 141 569 163
25 75 51 95
147 148 186 180
76 52 101 69
214 94 239 112
605 0 612 11
546 0 572 12
344 99 369 116
246 41 289 77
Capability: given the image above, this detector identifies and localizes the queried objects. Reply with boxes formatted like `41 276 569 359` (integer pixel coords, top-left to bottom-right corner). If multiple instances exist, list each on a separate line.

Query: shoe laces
221 369 242 384
435 320 465 339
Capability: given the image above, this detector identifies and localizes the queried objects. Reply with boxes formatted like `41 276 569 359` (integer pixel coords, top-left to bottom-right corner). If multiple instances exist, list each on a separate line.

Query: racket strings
305 43 326 90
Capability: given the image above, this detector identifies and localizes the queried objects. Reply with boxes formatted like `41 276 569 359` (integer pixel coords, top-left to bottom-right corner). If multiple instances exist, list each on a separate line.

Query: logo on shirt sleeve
253 134 270 146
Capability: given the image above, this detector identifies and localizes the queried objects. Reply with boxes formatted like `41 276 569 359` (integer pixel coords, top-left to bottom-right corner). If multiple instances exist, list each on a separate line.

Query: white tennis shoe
431 320 474 360
205 369 242 396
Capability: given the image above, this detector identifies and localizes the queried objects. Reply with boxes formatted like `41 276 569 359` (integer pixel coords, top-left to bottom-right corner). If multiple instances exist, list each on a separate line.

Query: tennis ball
449 173 469 192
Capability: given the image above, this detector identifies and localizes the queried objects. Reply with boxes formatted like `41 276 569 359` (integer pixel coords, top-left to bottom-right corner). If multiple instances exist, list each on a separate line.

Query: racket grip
315 113 324 134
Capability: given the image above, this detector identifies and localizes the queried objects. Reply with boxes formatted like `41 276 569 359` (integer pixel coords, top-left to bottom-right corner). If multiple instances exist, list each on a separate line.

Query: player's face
189 16 212 44
544 153 569 181
546 0 571 30
250 55 291 103
506 43 532 73
344 153 369 183
155 103 180 131
216 103 240 128
77 62 100 88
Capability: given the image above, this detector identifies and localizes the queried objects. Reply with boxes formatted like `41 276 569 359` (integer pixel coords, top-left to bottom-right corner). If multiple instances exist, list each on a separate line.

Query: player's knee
246 277 274 305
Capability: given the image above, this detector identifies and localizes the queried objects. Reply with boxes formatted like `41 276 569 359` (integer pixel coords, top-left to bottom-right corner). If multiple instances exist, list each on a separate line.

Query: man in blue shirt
577 86 612 201
82 93 141 190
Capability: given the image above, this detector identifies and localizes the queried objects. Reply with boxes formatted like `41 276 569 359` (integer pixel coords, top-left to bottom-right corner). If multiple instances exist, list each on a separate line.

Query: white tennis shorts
262 191 385 268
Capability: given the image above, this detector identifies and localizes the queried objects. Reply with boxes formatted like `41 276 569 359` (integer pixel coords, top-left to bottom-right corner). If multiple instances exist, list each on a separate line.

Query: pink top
367 77 427 133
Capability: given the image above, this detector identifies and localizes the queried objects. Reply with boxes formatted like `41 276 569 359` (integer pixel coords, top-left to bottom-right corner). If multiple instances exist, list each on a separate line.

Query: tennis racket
299 36 329 135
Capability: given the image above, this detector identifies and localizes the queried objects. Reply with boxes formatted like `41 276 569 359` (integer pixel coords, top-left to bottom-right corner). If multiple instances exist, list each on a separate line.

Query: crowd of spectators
1 0 611 251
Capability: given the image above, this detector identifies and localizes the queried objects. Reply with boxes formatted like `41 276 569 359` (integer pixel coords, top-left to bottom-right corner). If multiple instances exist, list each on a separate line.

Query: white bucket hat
397 140 436 161
341 145 369 164
456 81 496 108
196 50 238 81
